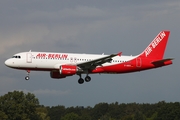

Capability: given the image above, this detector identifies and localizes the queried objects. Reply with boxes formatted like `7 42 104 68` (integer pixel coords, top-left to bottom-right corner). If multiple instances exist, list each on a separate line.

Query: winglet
117 52 122 56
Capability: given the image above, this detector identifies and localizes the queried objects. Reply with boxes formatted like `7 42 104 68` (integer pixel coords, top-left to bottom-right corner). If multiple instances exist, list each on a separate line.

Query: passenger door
26 53 32 63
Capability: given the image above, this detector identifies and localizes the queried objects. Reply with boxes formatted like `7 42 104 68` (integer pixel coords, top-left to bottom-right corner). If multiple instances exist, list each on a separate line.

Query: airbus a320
5 31 173 84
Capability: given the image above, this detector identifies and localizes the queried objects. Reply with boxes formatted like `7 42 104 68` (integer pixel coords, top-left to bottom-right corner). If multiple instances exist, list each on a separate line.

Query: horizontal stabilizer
151 58 173 66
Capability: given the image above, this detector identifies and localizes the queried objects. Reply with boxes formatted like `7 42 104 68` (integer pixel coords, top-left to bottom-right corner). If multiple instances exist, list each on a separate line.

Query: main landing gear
78 74 91 84
25 70 30 80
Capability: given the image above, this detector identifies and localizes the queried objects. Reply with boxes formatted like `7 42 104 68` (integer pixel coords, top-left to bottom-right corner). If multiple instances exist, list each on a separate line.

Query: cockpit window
12 56 21 59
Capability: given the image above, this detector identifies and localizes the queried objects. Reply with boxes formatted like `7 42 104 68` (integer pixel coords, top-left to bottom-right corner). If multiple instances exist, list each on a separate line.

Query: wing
77 52 122 71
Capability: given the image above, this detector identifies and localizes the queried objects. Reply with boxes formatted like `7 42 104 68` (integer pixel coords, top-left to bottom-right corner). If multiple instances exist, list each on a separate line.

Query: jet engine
59 65 79 75
50 71 66 79
50 65 82 79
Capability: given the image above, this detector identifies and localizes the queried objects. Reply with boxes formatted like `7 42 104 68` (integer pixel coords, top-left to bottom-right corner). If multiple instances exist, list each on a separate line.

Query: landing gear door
27 53 32 63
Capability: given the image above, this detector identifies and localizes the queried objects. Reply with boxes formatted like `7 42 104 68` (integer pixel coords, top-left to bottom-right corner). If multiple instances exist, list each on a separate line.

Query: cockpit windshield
12 56 21 59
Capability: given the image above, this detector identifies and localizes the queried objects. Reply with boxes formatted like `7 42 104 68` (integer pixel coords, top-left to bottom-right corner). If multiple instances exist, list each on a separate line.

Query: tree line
0 91 180 120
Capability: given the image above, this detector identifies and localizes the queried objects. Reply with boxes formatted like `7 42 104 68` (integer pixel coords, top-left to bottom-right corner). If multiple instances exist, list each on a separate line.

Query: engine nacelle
60 65 78 75
50 71 66 79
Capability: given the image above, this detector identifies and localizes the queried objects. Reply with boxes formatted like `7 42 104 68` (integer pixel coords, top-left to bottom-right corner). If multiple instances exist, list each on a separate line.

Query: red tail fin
139 31 170 59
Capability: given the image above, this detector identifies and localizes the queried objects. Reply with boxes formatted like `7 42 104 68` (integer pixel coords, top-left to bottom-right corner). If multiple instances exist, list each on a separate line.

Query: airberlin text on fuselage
36 53 68 59
145 31 166 57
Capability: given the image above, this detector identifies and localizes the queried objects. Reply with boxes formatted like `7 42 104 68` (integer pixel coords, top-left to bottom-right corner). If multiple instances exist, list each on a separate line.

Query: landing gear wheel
78 78 84 84
85 76 91 82
25 76 29 80
25 70 30 81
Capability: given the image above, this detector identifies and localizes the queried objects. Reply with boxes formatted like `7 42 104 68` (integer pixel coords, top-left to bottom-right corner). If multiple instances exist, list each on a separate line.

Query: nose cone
5 59 11 67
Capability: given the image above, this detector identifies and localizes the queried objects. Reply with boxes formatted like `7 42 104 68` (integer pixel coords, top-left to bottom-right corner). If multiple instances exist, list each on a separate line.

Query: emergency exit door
27 53 32 63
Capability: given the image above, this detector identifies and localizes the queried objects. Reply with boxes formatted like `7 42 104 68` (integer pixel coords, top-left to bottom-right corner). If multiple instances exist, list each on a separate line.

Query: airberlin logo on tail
145 31 166 57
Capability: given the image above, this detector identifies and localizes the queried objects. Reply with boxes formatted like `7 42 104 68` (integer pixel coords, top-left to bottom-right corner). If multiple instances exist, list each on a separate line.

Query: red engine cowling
60 65 77 75
50 71 66 79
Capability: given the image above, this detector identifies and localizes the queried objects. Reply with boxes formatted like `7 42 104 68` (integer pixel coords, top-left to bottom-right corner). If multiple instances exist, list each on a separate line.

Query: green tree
156 102 180 120
92 103 109 119
36 106 50 120
0 111 8 120
0 91 40 120
134 111 145 120
61 112 80 120
99 114 116 120
47 105 66 120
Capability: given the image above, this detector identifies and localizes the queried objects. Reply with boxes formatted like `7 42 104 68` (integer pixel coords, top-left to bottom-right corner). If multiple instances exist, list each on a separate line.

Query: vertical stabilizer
139 31 170 59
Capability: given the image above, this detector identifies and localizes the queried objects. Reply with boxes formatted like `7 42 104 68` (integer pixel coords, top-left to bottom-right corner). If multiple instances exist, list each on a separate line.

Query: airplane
5 30 173 84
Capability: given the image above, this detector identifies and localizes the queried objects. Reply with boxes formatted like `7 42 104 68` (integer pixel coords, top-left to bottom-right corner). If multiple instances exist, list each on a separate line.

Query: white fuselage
5 52 136 71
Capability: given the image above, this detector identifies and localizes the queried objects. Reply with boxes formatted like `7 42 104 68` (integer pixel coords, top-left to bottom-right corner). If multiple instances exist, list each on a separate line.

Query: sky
1 0 180 107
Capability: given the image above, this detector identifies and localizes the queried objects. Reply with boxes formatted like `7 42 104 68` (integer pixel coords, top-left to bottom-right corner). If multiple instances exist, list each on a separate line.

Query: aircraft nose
5 59 11 67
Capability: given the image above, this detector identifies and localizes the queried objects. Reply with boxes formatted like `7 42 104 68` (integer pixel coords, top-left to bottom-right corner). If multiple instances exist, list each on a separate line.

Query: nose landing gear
25 70 30 80
25 76 29 80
